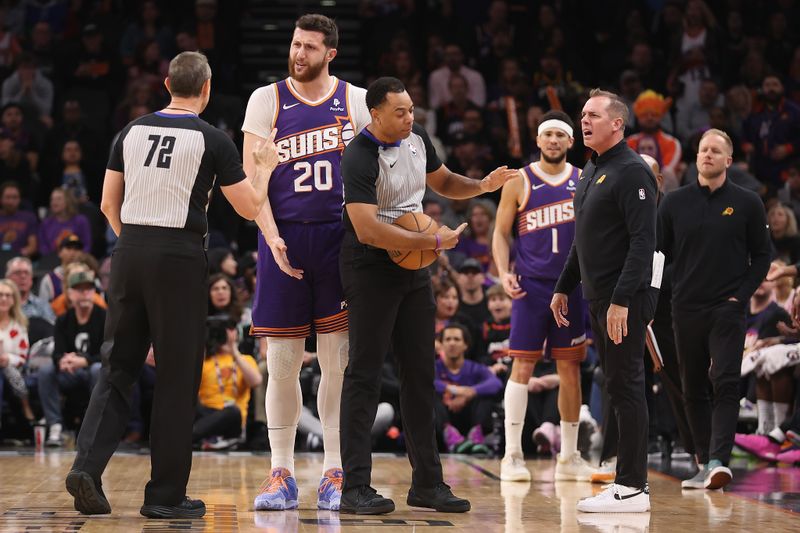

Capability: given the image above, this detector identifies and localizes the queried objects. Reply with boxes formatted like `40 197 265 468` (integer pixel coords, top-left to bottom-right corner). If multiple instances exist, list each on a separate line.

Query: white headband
538 119 573 138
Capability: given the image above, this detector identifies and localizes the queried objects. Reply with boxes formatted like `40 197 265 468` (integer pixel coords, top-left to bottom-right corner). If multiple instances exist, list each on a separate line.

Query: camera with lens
206 314 237 355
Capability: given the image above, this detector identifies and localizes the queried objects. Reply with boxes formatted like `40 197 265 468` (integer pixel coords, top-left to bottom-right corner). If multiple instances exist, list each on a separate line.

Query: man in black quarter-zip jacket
658 128 770 492
552 88 657 514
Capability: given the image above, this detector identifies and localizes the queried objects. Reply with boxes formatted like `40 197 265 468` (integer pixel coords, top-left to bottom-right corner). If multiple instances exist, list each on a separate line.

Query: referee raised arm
65 51 278 519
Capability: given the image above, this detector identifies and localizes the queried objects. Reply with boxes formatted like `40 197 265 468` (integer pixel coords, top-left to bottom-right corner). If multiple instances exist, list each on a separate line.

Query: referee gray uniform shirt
72 110 245 507
339 123 445 492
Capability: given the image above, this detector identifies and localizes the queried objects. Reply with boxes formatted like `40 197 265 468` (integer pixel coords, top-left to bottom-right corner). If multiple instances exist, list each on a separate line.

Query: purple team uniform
251 79 356 338
510 163 586 361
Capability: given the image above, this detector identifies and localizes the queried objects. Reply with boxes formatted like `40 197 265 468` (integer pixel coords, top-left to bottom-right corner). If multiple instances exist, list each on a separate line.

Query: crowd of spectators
0 1 799 467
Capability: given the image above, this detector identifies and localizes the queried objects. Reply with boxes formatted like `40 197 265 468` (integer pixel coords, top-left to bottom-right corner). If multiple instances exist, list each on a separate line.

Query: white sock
265 337 305 474
773 402 790 427
757 400 776 434
316 332 348 473
559 420 580 459
504 380 528 457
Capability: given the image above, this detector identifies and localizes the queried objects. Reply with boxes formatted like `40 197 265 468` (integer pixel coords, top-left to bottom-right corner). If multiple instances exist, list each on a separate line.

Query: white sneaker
500 455 531 481
46 423 63 447
555 452 597 481
576 483 650 513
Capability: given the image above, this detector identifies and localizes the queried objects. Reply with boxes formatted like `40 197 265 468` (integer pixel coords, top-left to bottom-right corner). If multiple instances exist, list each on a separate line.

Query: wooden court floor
0 451 798 532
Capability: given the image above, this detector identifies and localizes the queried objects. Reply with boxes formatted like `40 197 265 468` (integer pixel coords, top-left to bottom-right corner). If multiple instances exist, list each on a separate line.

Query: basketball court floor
0 450 798 532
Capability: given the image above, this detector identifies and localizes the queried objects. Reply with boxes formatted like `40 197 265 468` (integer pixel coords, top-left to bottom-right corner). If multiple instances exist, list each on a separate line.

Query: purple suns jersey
269 79 358 222
514 163 581 280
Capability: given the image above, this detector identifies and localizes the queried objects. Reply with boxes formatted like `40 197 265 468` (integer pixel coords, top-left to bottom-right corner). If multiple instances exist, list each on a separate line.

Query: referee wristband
434 234 441 251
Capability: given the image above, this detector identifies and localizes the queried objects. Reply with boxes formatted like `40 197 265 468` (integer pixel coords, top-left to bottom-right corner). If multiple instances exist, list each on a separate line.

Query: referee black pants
339 235 443 491
588 290 655 489
72 225 208 506
673 301 745 466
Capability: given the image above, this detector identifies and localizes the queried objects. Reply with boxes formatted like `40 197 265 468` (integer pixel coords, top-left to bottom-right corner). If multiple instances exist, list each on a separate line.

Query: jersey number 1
144 135 176 169
294 161 333 192
551 228 559 254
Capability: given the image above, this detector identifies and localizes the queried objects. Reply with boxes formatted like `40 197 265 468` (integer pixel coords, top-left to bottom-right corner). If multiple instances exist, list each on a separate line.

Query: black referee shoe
65 470 111 515
407 482 471 513
340 485 395 515
140 497 206 519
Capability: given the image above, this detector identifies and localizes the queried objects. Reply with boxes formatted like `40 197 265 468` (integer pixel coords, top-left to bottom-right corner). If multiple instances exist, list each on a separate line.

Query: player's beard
541 151 567 165
288 55 326 83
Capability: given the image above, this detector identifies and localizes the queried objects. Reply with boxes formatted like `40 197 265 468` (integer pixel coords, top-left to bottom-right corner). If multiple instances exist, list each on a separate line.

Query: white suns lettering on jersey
525 199 574 231
275 121 355 164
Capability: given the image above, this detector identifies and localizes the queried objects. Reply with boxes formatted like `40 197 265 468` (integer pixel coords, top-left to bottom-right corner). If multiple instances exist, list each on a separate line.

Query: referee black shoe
407 482 471 513
140 497 206 519
340 485 395 515
65 470 111 515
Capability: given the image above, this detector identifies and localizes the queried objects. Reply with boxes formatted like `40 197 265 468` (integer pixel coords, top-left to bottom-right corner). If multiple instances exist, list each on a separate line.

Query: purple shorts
251 221 347 338
509 276 586 361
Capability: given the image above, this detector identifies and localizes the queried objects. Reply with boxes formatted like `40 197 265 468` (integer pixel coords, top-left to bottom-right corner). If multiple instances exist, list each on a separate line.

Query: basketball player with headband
493 110 597 482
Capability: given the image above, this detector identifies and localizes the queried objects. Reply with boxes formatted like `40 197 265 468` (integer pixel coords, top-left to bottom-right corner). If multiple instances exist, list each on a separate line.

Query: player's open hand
436 222 468 250
267 235 304 280
253 129 279 172
501 272 527 299
480 166 518 193
550 293 570 327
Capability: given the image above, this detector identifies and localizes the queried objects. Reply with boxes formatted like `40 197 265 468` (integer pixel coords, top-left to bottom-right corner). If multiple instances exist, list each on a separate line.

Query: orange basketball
387 212 440 270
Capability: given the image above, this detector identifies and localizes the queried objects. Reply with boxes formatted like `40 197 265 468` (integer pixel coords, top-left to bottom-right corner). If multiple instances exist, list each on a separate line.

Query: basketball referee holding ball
339 76 516 514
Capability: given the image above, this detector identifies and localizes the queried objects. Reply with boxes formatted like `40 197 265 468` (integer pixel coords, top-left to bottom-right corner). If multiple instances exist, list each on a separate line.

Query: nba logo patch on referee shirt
638 188 646 200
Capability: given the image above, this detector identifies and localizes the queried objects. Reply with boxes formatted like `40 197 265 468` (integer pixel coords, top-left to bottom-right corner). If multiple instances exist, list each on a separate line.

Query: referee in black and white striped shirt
65 51 278 519
339 77 516 515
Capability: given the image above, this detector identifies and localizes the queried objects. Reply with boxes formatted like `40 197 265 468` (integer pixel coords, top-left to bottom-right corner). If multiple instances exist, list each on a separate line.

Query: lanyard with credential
213 356 238 403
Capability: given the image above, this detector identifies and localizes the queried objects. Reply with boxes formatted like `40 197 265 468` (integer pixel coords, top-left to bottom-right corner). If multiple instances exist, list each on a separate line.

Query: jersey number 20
294 160 333 192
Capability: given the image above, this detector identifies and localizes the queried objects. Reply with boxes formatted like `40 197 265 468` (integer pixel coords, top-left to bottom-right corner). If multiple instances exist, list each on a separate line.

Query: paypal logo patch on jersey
330 98 345 112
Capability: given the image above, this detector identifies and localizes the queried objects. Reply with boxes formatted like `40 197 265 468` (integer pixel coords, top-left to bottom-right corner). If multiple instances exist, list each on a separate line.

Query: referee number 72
144 134 177 169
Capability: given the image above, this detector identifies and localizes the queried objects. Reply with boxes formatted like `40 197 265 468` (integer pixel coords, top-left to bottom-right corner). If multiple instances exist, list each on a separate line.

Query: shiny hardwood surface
0 451 797 532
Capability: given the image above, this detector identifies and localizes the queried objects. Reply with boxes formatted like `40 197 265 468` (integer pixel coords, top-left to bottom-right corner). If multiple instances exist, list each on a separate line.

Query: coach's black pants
72 225 208 506
339 234 443 491
673 301 745 466
599 305 696 462
588 290 655 489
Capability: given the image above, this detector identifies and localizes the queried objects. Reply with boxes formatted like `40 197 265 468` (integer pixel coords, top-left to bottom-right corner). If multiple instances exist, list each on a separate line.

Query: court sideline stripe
454 457 501 481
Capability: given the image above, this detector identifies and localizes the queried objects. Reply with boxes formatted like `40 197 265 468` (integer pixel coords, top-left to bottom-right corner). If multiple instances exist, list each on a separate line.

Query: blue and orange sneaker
317 468 344 510
254 467 299 510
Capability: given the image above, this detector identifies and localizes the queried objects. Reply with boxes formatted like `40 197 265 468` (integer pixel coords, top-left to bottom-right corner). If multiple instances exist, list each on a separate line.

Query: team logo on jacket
638 188 646 200
596 174 606 184
722 207 734 216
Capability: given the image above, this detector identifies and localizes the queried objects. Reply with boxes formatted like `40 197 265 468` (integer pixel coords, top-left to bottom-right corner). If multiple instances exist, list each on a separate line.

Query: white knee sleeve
265 337 305 472
316 331 348 471
317 331 349 376
266 337 305 381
